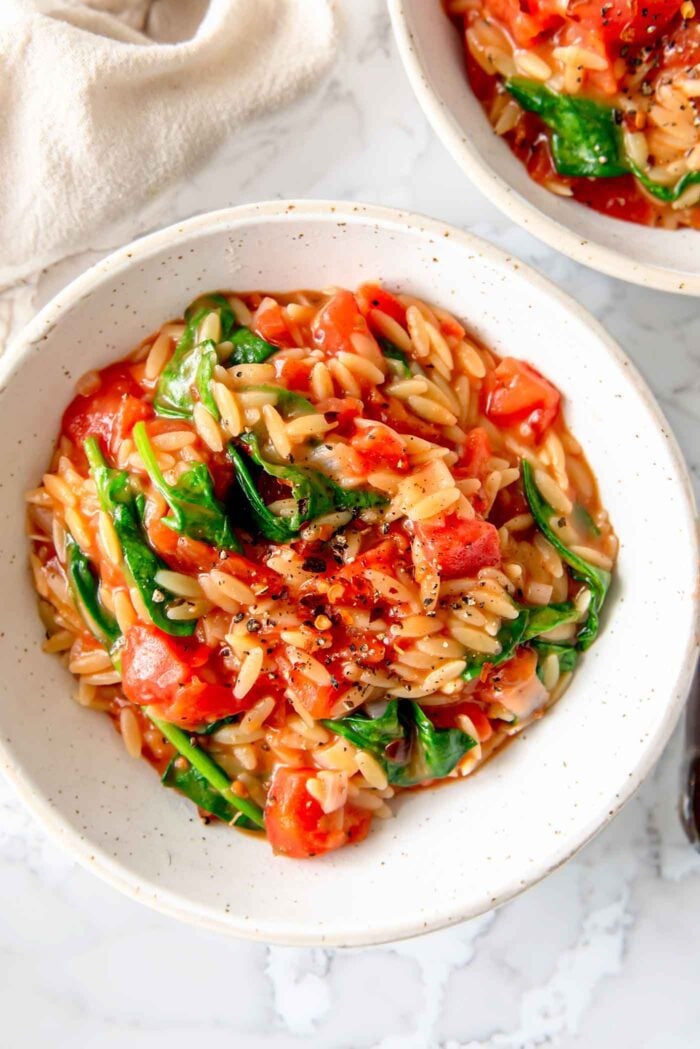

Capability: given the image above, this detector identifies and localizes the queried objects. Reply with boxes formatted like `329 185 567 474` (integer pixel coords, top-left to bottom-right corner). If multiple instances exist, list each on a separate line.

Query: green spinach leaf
230 434 386 542
196 714 240 736
532 639 579 674
572 502 600 539
228 444 297 543
65 533 122 653
506 78 700 203
322 700 405 753
462 600 580 682
184 295 237 336
628 160 700 203
161 756 258 829
183 294 278 363
378 337 411 377
523 601 579 641
323 699 476 787
229 327 278 365
150 711 264 829
462 609 530 682
246 385 316 417
133 422 240 550
522 459 611 649
85 437 196 637
391 703 476 787
506 78 627 178
154 336 220 420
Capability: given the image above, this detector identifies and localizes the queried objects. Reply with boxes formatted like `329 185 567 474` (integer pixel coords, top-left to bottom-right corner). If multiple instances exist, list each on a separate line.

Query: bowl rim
387 0 700 297
2 198 698 946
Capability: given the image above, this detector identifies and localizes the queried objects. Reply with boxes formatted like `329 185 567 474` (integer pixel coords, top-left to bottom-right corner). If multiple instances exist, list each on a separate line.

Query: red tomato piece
311 290 365 354
146 517 221 574
483 357 561 442
161 678 241 728
265 767 370 858
351 422 409 474
62 363 151 462
481 0 556 46
335 536 411 606
438 314 466 340
459 427 492 480
430 700 494 742
122 625 208 706
254 298 295 348
414 514 501 580
356 282 407 326
275 355 314 393
573 0 680 49
315 396 364 436
367 393 444 443
121 624 247 728
456 427 493 513
334 628 387 666
276 651 337 720
480 648 548 719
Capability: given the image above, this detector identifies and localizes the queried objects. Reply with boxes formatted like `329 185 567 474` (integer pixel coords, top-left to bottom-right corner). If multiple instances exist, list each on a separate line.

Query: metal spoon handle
680 663 700 849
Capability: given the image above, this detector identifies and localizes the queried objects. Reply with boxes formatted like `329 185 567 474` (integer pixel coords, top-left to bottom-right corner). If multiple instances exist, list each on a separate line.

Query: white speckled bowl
0 201 697 945
389 0 700 295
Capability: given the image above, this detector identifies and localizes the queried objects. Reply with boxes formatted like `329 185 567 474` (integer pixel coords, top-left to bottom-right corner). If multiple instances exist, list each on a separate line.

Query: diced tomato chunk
265 767 371 858
356 283 406 326
430 700 494 742
482 357 561 443
122 625 206 706
316 396 364 436
146 517 221 574
311 290 366 354
276 650 336 719
414 514 501 580
572 0 680 50
367 393 443 443
351 422 409 474
121 624 247 728
275 356 314 393
254 298 295 348
62 363 151 463
335 536 411 606
459 427 492 480
159 678 240 727
480 648 548 718
480 0 558 46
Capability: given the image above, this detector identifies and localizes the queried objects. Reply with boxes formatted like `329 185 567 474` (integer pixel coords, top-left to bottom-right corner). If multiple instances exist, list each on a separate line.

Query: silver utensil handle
680 662 700 848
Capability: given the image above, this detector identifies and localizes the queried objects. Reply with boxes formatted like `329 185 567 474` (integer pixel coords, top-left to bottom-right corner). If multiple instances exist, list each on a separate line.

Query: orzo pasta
445 0 700 228
29 283 616 858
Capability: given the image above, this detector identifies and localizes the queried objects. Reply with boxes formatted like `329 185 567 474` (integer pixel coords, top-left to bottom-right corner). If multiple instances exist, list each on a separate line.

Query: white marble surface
1 3 699 1046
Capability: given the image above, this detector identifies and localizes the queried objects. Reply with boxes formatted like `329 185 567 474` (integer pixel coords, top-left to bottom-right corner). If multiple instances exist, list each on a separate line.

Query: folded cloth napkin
0 0 336 287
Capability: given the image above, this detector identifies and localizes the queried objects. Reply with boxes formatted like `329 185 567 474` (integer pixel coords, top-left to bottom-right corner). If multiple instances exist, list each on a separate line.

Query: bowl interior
389 0 700 294
0 202 696 945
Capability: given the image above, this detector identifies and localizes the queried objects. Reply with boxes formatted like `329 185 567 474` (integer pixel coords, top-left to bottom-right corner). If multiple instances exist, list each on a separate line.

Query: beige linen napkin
0 0 336 286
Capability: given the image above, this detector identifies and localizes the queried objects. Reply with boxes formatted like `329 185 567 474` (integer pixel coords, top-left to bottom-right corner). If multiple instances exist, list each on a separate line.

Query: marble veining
1 2 698 1045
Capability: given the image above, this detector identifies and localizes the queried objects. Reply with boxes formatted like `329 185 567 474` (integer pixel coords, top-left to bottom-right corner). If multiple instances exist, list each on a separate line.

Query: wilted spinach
133 422 240 550
322 699 476 787
85 437 196 637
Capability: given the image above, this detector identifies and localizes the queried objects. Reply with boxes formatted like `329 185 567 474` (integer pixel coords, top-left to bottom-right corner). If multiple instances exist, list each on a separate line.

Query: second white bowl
389 0 700 295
